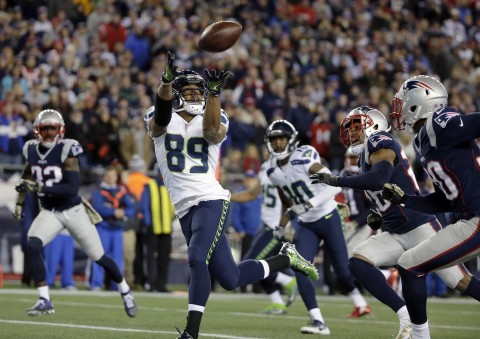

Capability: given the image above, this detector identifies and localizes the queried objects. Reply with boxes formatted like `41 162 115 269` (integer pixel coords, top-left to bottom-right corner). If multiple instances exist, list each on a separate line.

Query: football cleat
284 277 298 307
348 305 372 318
26 297 55 316
121 291 137 318
262 303 287 315
280 243 319 281
396 323 413 339
300 320 331 335
175 327 194 339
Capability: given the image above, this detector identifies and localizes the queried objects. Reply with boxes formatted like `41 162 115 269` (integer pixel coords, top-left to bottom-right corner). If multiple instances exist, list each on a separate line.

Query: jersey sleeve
23 140 36 161
367 131 396 154
220 108 229 130
430 109 480 148
62 139 84 162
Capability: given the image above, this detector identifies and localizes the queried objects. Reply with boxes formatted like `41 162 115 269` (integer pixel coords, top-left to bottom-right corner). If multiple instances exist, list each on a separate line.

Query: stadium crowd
1 0 480 292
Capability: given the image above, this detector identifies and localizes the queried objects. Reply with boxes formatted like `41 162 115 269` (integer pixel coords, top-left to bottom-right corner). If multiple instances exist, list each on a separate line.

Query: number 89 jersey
152 111 230 218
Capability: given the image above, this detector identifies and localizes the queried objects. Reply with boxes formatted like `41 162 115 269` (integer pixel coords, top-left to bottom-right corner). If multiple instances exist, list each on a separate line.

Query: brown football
197 21 243 53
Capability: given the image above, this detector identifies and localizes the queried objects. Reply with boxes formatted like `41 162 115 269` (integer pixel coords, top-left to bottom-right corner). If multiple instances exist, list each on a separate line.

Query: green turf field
0 288 478 338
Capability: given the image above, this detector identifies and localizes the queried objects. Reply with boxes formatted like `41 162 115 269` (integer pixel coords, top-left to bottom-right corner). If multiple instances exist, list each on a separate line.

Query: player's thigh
346 224 372 257
294 223 321 262
27 210 64 246
64 204 104 260
352 232 405 267
399 217 480 274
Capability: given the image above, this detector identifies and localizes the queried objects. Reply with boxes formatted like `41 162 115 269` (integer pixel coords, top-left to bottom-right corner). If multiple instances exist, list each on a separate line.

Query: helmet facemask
172 71 207 115
265 120 299 160
391 75 448 135
33 109 65 148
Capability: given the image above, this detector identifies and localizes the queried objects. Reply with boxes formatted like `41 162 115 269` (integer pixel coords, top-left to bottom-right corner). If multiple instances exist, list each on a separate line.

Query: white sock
348 287 368 307
259 260 270 279
38 286 50 300
117 278 130 294
412 321 430 339
275 272 293 286
269 291 285 304
308 308 325 323
396 305 410 326
188 304 205 313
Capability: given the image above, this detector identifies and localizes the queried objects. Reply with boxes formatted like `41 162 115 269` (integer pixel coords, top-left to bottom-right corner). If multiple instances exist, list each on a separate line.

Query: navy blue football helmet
264 120 299 160
172 70 207 115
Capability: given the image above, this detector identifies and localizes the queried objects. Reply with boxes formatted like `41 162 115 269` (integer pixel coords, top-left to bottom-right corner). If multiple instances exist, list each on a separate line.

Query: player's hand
15 179 41 193
273 225 285 241
204 69 232 96
286 203 310 219
309 172 338 186
367 210 382 231
382 183 406 205
12 203 23 221
161 51 180 83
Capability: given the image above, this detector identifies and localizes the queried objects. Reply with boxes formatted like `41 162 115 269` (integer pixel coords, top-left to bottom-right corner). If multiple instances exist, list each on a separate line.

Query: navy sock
348 258 405 312
96 254 123 283
186 310 202 339
265 254 290 273
464 276 480 302
26 237 47 286
398 267 427 324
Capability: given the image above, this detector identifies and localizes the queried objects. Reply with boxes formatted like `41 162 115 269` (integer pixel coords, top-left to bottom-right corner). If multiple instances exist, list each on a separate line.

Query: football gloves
204 69 232 96
286 203 310 219
161 51 180 84
382 183 406 205
367 210 382 231
273 225 285 241
12 203 23 221
15 179 42 194
310 172 339 186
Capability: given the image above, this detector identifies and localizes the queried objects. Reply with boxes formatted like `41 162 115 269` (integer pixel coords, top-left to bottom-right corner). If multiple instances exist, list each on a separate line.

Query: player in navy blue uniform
383 75 480 301
14 109 136 317
310 106 479 339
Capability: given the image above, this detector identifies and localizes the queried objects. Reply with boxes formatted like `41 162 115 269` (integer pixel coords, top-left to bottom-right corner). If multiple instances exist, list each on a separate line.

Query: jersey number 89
165 134 209 173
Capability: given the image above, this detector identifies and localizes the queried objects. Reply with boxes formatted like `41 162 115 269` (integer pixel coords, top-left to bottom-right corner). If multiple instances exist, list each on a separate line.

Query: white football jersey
259 160 282 229
267 145 338 222
151 111 230 218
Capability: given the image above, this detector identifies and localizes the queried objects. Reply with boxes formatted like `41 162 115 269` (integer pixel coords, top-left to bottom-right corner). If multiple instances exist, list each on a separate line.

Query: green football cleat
280 243 319 281
262 303 287 315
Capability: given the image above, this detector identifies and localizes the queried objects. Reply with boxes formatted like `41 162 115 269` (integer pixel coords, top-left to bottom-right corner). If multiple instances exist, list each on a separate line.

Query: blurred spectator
0 103 29 165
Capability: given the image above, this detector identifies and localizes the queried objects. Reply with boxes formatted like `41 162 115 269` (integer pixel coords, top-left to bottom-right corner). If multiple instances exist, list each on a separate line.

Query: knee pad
26 237 43 256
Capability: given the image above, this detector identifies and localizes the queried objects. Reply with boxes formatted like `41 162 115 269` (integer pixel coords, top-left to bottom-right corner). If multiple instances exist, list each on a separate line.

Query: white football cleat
396 323 413 339
300 320 331 335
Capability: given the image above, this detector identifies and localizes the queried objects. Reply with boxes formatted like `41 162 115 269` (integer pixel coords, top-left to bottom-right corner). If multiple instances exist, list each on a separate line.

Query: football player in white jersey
144 51 318 339
264 120 370 335
230 160 298 314
14 109 136 317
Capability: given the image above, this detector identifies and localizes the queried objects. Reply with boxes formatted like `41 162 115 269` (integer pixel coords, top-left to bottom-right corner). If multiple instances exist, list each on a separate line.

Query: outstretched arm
203 69 231 144
230 179 260 203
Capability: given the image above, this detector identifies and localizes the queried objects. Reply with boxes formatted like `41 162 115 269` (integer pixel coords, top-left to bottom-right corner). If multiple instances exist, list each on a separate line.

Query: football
197 21 243 53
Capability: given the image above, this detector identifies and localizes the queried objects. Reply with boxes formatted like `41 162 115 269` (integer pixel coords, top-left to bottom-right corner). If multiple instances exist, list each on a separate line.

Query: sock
396 305 411 326
96 254 123 283
186 310 203 339
275 272 294 286
117 278 130 294
464 276 480 302
308 308 325 323
412 320 430 339
264 255 290 274
268 290 284 304
38 285 50 301
259 260 270 279
348 287 368 308
398 267 427 324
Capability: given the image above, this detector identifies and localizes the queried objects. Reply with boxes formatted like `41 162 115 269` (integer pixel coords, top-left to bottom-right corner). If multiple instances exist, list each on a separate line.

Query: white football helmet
264 120 299 160
391 75 448 135
340 106 390 155
143 105 155 136
172 70 207 115
33 109 65 148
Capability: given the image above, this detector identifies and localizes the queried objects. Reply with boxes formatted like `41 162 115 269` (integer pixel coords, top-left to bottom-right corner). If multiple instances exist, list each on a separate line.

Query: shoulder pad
367 131 395 152
60 139 83 162
23 139 39 160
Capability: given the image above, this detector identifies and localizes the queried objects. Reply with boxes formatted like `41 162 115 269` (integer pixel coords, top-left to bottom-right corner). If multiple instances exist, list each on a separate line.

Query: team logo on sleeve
434 111 460 128
369 134 392 147
71 144 84 156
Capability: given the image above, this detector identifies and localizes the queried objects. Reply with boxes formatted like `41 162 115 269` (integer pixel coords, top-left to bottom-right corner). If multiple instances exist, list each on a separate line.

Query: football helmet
33 109 65 148
340 106 389 155
264 120 299 160
391 75 447 134
143 105 155 136
172 70 207 115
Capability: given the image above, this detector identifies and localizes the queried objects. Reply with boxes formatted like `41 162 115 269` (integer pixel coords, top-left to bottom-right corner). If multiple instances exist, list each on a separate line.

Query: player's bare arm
64 156 80 172
230 179 260 203
203 69 231 144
